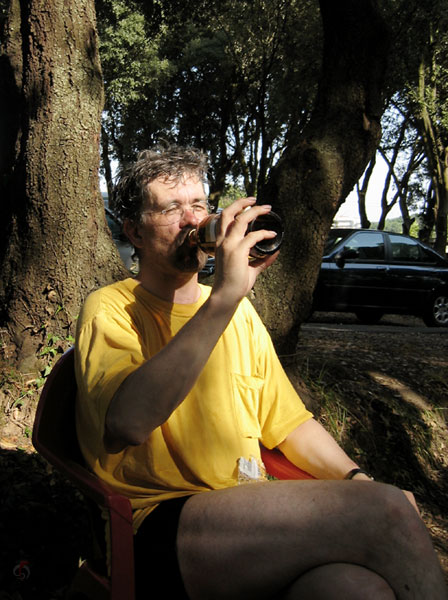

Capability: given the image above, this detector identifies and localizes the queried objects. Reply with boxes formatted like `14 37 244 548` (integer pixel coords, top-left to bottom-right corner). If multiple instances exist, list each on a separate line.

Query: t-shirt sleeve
75 291 146 443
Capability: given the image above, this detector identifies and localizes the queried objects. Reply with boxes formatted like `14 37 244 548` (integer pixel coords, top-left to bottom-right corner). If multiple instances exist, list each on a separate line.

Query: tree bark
415 28 448 255
253 0 390 355
0 0 127 369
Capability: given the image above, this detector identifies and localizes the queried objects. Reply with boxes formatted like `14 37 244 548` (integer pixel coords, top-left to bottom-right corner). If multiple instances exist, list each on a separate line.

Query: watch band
344 468 374 480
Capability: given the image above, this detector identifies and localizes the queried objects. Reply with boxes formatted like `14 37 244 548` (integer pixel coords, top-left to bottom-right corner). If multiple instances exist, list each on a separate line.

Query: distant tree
413 28 448 252
353 0 448 250
96 0 322 204
375 102 425 233
96 0 174 201
354 155 375 229
0 0 126 368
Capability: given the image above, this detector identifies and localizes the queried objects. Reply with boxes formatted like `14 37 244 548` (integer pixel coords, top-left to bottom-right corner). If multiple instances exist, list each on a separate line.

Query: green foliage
0 323 74 447
352 0 448 246
100 1 173 106
218 184 247 208
96 0 321 194
97 0 446 249
0 0 8 37
39 333 74 358
97 0 175 161
370 215 420 237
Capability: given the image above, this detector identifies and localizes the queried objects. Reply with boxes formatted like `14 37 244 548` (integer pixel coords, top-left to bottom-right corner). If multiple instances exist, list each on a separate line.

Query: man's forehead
146 174 205 202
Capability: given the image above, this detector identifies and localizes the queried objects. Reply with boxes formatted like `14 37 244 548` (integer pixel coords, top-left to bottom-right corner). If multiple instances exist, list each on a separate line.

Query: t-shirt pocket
231 373 263 438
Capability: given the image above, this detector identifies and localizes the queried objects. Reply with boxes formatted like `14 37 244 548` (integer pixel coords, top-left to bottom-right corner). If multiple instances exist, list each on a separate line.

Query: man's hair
113 144 209 224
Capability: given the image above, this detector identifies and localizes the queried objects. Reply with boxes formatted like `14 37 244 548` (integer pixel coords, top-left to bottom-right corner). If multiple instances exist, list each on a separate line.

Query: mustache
177 226 196 248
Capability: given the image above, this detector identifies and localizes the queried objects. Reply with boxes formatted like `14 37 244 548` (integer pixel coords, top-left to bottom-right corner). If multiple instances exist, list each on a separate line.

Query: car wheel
423 293 448 327
354 309 383 325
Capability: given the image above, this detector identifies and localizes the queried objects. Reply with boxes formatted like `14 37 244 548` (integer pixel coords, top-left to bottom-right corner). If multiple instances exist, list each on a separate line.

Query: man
75 145 447 599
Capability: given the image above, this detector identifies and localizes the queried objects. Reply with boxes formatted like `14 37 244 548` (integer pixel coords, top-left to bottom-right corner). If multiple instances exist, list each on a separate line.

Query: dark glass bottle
189 210 284 258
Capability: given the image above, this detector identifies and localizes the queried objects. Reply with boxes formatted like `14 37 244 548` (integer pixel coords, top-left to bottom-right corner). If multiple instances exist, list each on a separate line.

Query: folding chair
32 348 314 599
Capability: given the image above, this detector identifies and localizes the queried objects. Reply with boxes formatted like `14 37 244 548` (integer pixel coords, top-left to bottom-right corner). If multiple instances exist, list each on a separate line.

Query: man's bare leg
177 480 447 600
282 563 395 599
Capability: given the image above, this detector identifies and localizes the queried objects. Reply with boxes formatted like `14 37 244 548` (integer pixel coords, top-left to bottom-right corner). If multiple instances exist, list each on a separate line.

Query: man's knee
372 483 424 537
283 563 396 600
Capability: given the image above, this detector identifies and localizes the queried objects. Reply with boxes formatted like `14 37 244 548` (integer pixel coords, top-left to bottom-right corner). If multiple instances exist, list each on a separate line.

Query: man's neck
137 269 201 304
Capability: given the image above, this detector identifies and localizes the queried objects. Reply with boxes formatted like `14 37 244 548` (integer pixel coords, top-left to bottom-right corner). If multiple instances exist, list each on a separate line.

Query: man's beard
174 231 209 273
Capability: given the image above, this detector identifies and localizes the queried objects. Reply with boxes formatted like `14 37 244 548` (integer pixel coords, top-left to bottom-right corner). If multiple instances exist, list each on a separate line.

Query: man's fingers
219 199 273 238
219 197 256 228
249 251 280 273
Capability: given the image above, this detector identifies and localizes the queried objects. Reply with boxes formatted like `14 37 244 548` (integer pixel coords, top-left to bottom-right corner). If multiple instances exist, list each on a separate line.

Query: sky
334 156 401 226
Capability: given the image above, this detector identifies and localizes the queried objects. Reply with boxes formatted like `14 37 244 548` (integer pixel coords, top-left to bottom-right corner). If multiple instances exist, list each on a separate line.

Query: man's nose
179 207 199 227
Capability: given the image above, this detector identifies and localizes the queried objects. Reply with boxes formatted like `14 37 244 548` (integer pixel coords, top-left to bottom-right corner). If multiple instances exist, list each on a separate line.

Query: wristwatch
344 468 374 480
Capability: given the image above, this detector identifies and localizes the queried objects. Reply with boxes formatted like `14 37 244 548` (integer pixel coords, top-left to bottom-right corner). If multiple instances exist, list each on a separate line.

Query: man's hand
211 198 279 310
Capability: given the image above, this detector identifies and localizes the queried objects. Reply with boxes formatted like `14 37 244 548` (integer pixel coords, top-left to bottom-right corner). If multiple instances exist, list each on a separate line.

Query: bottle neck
188 214 219 255
187 228 199 247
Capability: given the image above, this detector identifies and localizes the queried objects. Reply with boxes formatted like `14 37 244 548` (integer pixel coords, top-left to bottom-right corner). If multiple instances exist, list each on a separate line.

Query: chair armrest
260 446 316 480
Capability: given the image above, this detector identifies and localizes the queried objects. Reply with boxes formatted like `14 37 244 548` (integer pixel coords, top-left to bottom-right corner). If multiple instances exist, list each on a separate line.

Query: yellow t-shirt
75 278 312 530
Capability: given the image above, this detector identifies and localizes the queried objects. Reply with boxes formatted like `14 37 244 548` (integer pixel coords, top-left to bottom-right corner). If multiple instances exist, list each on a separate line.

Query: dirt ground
295 312 448 582
0 312 447 598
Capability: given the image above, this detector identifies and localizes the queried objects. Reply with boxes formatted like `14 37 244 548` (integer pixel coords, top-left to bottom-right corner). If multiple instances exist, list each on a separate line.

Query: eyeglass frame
141 200 211 224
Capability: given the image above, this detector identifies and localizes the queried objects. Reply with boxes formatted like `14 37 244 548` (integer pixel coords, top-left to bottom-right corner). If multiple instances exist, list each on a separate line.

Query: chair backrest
33 347 84 471
33 347 111 505
32 347 135 600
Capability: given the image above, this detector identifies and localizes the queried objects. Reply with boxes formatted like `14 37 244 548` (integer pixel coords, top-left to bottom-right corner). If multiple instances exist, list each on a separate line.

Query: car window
344 232 385 260
389 235 425 262
324 234 347 254
389 234 438 263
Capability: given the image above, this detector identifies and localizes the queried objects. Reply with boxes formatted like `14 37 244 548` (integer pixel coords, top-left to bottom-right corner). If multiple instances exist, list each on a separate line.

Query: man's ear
123 219 144 249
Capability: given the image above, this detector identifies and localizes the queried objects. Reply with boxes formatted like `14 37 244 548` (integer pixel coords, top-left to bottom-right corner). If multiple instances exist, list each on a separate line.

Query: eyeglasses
142 201 210 225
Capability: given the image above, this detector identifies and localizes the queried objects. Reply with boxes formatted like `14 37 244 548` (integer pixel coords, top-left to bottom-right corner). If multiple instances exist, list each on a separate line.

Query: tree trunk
433 147 448 256
416 40 448 255
101 125 114 204
0 0 127 370
253 0 390 355
400 197 415 236
357 155 375 229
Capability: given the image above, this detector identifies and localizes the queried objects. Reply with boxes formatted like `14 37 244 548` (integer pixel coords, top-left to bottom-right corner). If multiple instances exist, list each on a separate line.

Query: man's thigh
176 479 427 600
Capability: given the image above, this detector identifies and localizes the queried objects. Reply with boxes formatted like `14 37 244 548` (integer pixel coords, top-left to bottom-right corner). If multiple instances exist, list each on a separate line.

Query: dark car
199 255 216 277
312 229 448 327
105 207 137 271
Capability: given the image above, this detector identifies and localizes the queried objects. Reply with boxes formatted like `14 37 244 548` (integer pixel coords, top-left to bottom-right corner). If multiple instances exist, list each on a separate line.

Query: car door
317 231 388 310
385 234 446 311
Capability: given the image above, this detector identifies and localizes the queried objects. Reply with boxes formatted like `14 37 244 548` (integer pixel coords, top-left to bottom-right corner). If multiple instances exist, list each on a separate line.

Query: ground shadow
0 449 91 600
